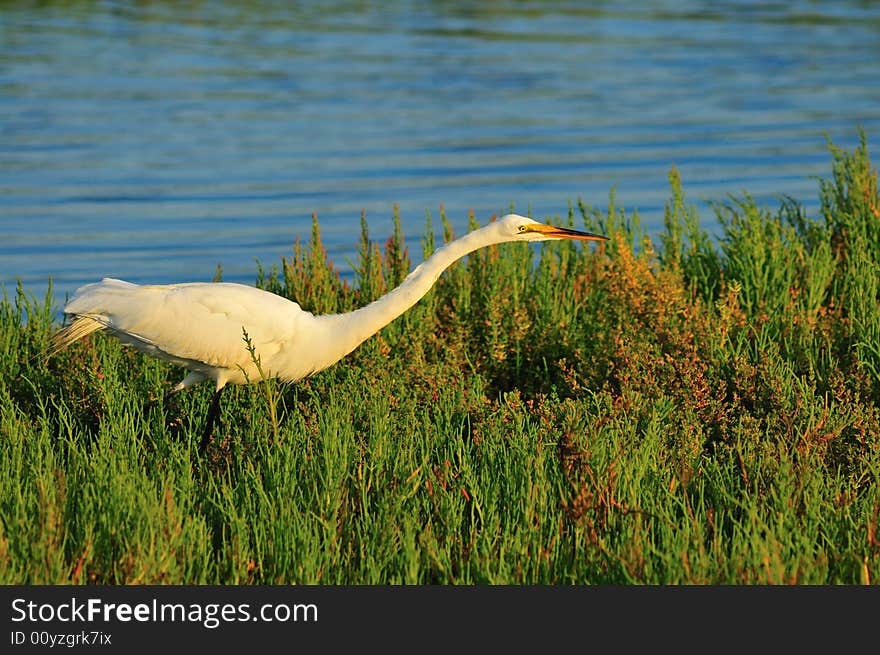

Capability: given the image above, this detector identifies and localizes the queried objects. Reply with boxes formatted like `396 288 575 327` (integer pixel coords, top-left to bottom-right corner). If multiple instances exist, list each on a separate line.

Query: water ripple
1 0 878 303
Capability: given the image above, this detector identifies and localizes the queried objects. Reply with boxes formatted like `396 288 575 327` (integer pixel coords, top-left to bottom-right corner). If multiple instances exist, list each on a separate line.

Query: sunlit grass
1 132 878 584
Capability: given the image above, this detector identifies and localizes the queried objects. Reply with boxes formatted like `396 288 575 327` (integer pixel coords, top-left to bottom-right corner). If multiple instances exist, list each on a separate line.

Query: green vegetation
2 134 879 584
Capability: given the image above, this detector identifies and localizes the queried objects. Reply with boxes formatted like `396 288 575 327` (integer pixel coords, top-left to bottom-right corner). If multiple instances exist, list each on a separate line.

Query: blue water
2 1 879 305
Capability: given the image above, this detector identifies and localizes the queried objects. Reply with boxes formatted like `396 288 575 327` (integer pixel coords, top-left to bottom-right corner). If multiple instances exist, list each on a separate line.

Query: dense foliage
1 133 878 583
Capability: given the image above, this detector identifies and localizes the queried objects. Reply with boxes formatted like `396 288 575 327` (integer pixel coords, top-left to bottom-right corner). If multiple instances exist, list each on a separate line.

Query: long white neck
313 223 505 362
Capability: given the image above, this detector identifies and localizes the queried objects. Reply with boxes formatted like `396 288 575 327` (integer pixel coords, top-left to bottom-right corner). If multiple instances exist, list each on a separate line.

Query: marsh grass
1 133 879 584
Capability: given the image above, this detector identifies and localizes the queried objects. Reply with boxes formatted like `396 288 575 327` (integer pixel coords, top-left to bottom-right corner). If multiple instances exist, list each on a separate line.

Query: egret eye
518 225 527 232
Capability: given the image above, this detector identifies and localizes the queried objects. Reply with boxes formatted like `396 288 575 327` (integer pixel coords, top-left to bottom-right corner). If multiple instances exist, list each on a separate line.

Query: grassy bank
1 133 878 584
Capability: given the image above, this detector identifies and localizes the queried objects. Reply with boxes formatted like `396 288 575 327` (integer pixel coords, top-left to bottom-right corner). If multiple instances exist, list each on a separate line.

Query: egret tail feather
48 316 103 358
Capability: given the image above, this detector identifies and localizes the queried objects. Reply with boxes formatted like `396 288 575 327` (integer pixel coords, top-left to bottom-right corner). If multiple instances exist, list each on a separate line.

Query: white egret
51 213 607 450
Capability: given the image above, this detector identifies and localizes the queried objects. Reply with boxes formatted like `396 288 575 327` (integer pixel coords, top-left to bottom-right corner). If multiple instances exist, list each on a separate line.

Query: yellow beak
527 224 609 241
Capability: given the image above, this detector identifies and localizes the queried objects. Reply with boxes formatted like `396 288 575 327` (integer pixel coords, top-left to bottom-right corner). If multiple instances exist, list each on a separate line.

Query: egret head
498 213 608 243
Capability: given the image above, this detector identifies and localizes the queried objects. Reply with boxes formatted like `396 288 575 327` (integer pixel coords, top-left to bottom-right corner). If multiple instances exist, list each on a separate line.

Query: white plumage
59 278 310 389
52 214 607 449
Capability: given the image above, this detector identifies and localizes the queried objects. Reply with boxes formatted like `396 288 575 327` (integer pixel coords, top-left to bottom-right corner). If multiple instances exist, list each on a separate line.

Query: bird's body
52 214 607 448
58 278 327 389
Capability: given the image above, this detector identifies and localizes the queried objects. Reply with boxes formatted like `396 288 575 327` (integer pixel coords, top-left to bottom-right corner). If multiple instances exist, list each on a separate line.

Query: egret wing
63 278 305 371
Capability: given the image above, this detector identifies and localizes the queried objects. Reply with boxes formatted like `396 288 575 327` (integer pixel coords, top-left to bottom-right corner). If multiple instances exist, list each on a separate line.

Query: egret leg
142 385 182 425
162 387 182 405
200 388 224 453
